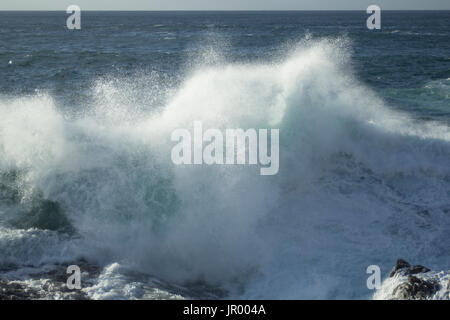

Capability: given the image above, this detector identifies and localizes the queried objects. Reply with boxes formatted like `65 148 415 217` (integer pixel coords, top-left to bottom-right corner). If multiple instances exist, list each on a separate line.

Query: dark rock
389 259 411 277
0 275 91 300
0 260 100 300
0 278 40 300
393 275 440 300
410 265 431 275
389 259 431 277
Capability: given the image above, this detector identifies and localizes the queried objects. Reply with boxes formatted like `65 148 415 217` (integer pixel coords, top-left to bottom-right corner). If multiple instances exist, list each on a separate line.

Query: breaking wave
0 38 449 299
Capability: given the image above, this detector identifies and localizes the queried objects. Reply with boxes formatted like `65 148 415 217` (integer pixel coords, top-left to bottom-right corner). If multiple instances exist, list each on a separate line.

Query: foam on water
83 263 185 300
0 38 449 299
374 270 450 300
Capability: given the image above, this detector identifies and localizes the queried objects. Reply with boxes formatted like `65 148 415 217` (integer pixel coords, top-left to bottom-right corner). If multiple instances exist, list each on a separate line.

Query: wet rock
0 260 99 300
393 275 440 300
0 278 40 300
409 265 430 275
389 259 430 277
374 260 450 300
389 259 410 277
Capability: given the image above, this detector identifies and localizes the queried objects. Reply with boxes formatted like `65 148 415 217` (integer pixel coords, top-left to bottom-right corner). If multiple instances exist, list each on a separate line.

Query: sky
0 0 449 11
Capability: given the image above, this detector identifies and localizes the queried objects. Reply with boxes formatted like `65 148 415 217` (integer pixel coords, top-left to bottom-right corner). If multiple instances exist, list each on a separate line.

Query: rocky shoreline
0 261 226 300
1 259 449 300
374 259 450 300
0 261 99 300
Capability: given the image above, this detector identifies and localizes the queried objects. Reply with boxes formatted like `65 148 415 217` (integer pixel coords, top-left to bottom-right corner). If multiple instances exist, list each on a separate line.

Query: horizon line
1 9 449 12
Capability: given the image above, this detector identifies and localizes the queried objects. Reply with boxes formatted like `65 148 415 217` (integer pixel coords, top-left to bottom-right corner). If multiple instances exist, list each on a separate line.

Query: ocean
0 11 449 299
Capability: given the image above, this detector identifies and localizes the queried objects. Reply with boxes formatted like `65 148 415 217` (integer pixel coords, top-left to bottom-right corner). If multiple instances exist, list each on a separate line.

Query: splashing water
0 39 449 299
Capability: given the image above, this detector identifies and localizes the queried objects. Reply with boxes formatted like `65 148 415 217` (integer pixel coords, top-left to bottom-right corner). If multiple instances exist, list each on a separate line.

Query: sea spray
0 39 449 299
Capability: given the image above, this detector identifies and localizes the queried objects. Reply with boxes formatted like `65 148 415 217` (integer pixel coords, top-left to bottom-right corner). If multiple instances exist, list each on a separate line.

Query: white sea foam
0 38 449 299
374 270 450 300
83 263 184 300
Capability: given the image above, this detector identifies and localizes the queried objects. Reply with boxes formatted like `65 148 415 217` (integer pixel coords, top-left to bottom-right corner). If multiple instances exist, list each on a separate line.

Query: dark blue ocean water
1 11 449 119
0 11 449 300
